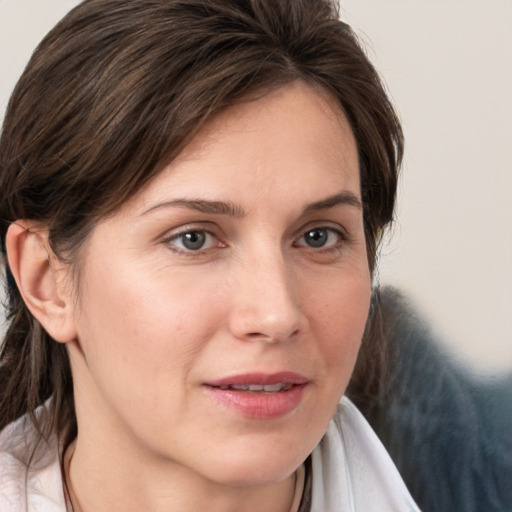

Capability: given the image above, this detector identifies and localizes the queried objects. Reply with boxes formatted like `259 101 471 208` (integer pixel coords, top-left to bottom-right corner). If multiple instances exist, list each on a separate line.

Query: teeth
263 383 284 392
231 384 251 391
218 383 293 392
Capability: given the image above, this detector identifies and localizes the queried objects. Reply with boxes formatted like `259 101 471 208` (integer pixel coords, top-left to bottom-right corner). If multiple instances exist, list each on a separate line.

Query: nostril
245 328 300 343
246 332 269 340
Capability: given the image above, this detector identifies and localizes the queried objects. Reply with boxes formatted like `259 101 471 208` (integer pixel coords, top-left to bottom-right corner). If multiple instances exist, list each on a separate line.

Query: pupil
306 229 327 247
183 232 205 250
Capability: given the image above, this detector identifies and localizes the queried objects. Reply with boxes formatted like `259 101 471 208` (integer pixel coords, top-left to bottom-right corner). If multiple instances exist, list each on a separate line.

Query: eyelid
161 221 218 240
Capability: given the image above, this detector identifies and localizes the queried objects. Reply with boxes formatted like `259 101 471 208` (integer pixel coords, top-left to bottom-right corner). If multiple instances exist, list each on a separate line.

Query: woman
0 0 419 510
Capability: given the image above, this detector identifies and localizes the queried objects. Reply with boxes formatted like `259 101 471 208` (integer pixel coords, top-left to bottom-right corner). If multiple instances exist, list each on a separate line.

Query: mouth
204 371 308 392
203 372 309 419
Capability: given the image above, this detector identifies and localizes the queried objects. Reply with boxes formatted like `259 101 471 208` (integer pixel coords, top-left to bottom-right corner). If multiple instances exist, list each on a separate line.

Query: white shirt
310 398 420 511
0 397 421 511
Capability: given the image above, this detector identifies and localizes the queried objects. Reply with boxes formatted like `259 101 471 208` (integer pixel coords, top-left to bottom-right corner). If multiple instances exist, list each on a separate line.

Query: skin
12 81 372 511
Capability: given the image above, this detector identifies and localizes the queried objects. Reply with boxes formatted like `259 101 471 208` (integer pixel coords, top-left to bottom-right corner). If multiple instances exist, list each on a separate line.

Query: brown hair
0 0 403 447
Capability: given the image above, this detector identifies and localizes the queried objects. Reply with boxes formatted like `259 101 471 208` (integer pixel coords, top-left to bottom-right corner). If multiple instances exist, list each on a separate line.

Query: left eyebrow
303 191 362 213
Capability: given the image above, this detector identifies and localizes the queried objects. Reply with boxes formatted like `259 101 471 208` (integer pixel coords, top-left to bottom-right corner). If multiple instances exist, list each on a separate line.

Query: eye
295 227 344 249
167 230 219 252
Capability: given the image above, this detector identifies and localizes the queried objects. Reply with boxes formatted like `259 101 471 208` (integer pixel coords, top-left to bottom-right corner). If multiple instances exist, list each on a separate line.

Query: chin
210 458 301 489
196 434 312 488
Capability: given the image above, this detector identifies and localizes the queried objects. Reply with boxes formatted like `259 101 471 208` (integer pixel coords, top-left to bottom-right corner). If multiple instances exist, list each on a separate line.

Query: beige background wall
1 0 511 372
341 0 512 372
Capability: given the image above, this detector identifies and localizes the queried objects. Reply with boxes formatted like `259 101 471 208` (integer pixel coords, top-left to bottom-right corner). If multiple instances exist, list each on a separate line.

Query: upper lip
204 372 309 387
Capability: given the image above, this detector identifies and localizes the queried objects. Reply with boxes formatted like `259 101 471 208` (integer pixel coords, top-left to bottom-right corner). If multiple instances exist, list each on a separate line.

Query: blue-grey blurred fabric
355 288 512 512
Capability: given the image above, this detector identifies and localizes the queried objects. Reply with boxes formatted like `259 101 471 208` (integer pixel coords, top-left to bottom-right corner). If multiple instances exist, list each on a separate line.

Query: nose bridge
229 243 301 342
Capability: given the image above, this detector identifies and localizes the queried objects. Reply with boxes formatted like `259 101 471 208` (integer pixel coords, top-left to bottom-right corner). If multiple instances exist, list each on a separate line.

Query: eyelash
162 225 350 256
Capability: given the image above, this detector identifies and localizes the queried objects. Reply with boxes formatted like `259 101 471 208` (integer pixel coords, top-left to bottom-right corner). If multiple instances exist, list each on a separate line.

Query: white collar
310 396 421 511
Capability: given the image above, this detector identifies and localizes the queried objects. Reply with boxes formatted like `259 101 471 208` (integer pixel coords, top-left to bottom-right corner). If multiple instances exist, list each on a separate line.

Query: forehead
129 81 360 214
181 81 355 172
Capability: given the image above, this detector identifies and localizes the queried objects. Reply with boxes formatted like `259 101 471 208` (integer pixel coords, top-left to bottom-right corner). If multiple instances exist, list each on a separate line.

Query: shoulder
0 408 67 512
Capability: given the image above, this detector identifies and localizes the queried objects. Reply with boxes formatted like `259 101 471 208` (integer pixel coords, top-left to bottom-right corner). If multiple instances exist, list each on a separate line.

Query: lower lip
203 384 307 419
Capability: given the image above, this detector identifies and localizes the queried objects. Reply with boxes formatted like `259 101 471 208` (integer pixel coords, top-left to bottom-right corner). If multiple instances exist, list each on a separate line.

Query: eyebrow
303 191 362 213
141 190 362 218
141 199 247 218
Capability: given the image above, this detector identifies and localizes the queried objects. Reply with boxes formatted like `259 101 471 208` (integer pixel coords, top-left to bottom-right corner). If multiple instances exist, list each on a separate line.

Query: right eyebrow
140 199 247 218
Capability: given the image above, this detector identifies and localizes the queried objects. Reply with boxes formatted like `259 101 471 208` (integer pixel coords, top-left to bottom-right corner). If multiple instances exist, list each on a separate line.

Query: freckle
174 324 186 334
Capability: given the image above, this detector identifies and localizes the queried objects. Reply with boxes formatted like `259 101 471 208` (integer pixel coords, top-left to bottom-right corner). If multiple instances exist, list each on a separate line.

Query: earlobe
6 221 78 343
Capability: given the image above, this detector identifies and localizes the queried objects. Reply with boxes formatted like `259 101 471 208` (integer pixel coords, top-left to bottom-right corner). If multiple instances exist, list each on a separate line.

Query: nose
228 251 303 343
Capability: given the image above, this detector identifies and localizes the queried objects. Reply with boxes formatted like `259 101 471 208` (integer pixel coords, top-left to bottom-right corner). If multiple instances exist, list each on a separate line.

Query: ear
6 220 78 343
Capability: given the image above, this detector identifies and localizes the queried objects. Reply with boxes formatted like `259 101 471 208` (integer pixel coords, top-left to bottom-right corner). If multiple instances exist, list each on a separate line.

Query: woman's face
66 81 371 487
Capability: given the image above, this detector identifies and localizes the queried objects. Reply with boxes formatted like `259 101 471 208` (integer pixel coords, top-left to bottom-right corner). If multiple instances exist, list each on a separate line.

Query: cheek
74 262 224 389
305 269 371 382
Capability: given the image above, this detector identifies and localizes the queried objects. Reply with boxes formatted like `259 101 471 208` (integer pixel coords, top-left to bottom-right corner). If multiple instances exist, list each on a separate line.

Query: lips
203 372 309 419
